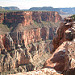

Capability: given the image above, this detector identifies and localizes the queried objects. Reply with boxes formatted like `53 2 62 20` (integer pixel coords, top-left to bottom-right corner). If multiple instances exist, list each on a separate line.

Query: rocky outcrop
44 17 75 73
0 35 4 52
1 27 55 51
2 34 14 51
3 11 61 27
41 11 61 23
10 68 62 75
0 39 52 73
0 11 60 73
0 13 4 23
32 11 61 23
0 10 75 75
12 17 74 75
44 40 75 72
4 11 33 26
52 17 73 52
0 27 53 73
63 68 75 75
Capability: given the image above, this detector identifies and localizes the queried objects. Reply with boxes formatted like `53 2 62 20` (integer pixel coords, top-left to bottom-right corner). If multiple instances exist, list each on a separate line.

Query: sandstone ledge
9 68 62 75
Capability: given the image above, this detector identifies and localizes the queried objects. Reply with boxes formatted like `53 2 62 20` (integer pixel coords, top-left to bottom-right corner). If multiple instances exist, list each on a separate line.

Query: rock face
32 11 41 23
2 34 14 51
0 11 61 74
0 27 55 51
4 11 33 26
63 68 75 75
1 11 75 75
0 13 4 23
10 68 63 75
0 11 61 52
0 24 54 73
44 17 75 73
52 17 73 52
13 17 75 75
44 41 75 72
1 11 61 26
32 11 61 23
0 39 52 73
0 35 4 51
41 11 61 23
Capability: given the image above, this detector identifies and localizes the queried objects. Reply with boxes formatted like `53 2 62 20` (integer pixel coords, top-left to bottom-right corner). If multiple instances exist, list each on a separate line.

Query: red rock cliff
0 13 4 23
0 11 60 51
3 11 61 26
4 11 33 26
44 17 75 73
2 27 54 51
32 11 61 23
52 17 73 52
0 11 61 74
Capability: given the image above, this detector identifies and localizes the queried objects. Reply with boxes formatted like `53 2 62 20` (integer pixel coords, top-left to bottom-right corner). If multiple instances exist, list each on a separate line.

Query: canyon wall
44 17 75 74
0 10 75 75
0 11 61 25
0 11 61 73
1 27 55 51
32 11 61 23
8 17 75 75
0 11 61 51
4 11 33 26
0 13 4 24
52 18 74 52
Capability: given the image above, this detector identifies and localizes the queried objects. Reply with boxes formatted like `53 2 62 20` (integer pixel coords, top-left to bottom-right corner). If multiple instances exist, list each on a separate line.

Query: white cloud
0 0 75 9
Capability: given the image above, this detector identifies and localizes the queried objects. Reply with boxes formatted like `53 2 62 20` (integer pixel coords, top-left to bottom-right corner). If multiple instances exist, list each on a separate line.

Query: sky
0 0 75 9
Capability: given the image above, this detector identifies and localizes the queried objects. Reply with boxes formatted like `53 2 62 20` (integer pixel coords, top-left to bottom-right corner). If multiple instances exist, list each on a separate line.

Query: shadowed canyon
0 11 75 75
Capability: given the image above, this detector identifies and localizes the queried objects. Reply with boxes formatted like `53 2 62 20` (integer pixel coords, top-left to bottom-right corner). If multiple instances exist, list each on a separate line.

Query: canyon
9 16 75 75
0 11 61 74
0 11 75 75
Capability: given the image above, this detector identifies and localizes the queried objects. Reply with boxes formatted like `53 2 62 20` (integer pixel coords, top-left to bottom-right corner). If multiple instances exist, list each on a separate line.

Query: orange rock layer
1 27 54 51
0 11 61 26
44 17 75 72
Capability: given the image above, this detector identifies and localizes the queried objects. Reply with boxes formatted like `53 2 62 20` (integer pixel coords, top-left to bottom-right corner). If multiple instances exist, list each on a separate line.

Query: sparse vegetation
0 23 10 33
72 15 75 20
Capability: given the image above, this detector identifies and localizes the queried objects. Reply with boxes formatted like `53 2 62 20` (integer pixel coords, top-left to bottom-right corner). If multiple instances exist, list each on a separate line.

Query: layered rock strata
0 11 61 25
44 17 75 73
0 26 55 51
9 68 63 75
0 13 4 23
12 17 75 75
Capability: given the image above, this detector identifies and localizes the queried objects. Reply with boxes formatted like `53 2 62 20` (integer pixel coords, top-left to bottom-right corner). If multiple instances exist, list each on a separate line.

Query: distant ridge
29 7 75 14
29 7 60 11
0 6 75 14
0 6 20 10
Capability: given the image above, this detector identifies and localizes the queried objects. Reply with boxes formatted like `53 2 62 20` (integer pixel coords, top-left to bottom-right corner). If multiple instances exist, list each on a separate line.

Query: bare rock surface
0 11 75 75
9 68 62 75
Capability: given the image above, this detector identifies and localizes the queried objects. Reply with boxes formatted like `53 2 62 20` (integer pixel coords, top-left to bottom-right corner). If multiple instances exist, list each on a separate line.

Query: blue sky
0 0 75 9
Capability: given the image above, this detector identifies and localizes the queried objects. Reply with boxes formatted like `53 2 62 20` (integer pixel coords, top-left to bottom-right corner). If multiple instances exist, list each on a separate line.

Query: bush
71 15 75 20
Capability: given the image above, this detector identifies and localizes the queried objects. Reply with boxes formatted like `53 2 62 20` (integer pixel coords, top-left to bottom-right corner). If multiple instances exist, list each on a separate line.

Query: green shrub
71 15 75 20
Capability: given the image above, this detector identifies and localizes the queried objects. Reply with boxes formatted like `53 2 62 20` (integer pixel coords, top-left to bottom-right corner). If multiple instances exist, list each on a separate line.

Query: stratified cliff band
0 11 75 75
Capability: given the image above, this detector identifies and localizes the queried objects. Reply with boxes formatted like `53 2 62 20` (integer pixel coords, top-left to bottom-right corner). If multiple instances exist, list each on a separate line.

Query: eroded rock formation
0 24 54 73
52 17 73 52
0 11 75 75
0 13 4 23
10 68 63 75
11 17 75 75
44 17 75 74
0 11 61 26
4 11 33 26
